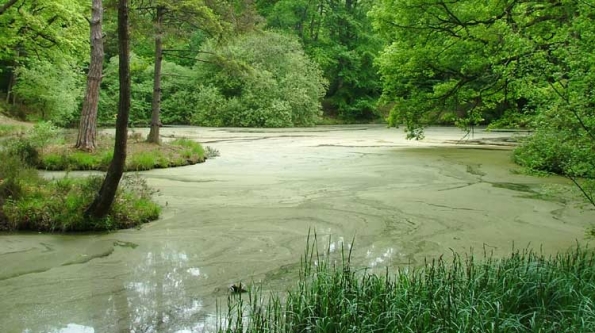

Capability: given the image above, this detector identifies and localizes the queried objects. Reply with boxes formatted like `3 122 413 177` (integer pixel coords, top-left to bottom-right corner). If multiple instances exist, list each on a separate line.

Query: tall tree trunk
6 50 18 105
85 0 130 219
76 0 104 151
146 6 164 144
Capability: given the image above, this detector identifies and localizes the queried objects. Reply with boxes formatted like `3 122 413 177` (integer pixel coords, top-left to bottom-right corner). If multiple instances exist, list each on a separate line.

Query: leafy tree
369 0 587 137
259 0 383 121
98 54 196 125
190 31 327 127
86 0 131 218
76 0 105 151
0 0 89 103
134 0 223 143
371 0 595 206
12 59 84 126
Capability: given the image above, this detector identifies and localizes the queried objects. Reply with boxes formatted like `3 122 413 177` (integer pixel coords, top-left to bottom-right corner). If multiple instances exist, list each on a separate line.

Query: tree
369 0 583 138
140 0 222 144
146 5 164 143
258 0 383 120
0 0 88 103
0 0 19 16
85 0 131 218
76 0 105 151
190 31 327 127
11 59 84 125
370 0 595 207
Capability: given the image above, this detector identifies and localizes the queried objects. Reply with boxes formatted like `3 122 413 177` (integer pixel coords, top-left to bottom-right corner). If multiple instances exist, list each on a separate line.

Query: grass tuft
219 236 595 332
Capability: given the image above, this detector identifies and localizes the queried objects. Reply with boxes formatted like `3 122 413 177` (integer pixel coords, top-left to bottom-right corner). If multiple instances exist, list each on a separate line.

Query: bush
12 60 84 126
99 54 198 125
5 121 62 167
189 32 327 128
0 152 161 232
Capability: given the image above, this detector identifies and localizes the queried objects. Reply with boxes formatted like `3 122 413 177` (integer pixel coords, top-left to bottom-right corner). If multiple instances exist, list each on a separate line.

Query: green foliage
260 0 384 121
128 152 164 171
4 139 39 166
36 136 204 171
190 31 327 127
99 54 153 125
0 124 25 137
40 151 110 171
221 242 595 332
0 0 89 63
4 121 62 166
0 152 161 232
171 138 204 158
27 121 63 151
99 54 199 125
12 60 84 126
370 1 592 136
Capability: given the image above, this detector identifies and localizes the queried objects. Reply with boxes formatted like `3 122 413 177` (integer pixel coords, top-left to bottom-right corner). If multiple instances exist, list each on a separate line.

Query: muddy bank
0 126 592 332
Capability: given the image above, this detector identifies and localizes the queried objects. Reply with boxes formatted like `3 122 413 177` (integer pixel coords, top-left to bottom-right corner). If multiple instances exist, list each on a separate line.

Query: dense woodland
0 0 594 202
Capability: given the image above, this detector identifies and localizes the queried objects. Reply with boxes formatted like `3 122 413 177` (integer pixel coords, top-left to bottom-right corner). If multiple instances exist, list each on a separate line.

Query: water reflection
24 324 95 333
118 242 212 332
16 240 220 333
366 245 397 267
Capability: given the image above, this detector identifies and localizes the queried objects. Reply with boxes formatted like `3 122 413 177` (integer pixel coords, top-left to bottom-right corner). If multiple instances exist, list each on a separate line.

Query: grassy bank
0 151 160 232
221 241 595 332
0 122 170 231
0 122 208 171
40 136 205 171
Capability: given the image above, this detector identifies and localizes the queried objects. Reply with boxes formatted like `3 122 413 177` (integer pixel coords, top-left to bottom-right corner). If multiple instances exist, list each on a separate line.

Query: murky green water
0 126 592 332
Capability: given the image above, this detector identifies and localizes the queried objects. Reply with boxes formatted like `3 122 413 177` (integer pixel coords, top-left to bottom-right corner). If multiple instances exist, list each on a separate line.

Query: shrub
0 172 160 232
12 60 84 126
99 54 198 125
190 32 327 128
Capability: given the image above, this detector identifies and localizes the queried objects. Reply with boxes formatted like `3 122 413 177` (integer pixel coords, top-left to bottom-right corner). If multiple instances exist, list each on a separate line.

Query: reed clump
220 238 595 332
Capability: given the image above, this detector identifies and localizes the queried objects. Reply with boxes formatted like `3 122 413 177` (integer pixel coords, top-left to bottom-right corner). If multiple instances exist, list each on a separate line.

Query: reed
219 236 595 332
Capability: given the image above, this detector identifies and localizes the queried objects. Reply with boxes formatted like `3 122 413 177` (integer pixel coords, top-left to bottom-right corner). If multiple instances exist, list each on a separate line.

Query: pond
0 125 592 332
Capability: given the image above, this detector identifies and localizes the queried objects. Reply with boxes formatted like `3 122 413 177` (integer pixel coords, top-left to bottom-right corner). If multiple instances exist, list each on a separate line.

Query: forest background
0 0 594 204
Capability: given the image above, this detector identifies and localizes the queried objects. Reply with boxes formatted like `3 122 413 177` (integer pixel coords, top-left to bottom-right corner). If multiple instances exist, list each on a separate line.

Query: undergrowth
0 151 160 232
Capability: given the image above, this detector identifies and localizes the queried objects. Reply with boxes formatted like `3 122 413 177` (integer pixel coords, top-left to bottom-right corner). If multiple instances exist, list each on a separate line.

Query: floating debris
229 283 248 294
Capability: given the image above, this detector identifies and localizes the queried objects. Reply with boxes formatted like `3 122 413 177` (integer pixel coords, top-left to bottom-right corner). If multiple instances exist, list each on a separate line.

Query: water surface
0 126 592 332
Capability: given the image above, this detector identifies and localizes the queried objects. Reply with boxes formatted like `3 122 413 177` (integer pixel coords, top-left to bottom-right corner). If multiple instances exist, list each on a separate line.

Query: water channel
0 125 592 332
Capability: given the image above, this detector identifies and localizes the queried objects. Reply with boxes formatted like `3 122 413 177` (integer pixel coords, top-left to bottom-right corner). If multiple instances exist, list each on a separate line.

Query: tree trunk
85 0 130 219
6 50 18 105
146 6 164 144
0 0 19 16
76 0 104 151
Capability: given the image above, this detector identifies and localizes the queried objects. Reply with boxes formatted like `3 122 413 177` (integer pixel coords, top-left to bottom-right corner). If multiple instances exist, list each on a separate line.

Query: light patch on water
329 237 345 253
174 314 219 333
127 281 152 295
367 247 395 267
25 324 95 333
